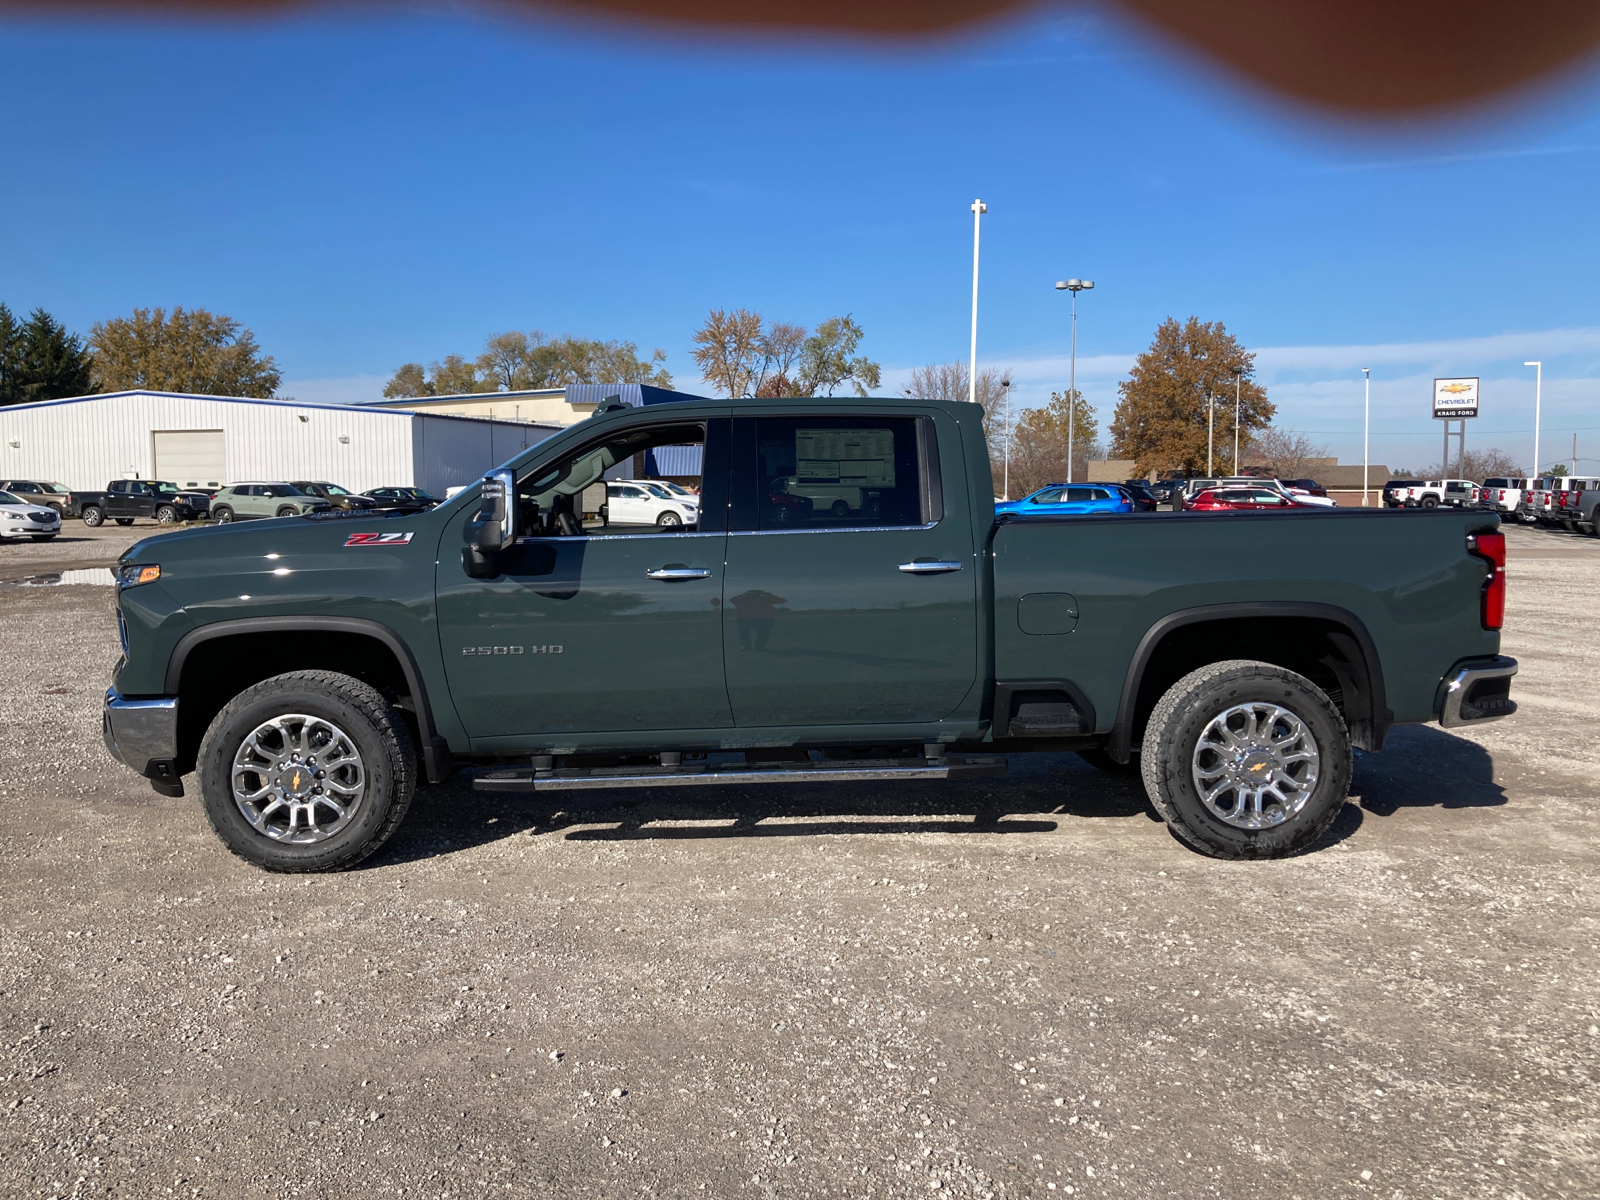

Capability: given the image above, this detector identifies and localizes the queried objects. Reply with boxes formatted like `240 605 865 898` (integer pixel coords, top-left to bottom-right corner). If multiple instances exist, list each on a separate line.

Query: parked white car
0 489 63 541
606 480 699 527
626 478 699 503
1403 480 1475 509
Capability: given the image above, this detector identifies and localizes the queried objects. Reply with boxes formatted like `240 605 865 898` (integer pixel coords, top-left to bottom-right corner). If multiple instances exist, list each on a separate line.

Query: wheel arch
166 616 452 783
1107 602 1391 762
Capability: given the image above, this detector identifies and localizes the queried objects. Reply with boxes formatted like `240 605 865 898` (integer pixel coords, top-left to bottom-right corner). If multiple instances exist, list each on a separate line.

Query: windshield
410 489 437 501
321 484 352 495
44 482 71 493
0 491 20 505
151 482 180 496
275 484 308 496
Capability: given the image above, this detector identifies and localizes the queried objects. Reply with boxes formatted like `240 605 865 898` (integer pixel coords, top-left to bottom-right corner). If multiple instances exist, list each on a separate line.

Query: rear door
720 411 978 728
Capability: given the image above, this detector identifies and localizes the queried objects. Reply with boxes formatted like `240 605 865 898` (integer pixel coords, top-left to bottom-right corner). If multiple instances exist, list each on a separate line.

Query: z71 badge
345 531 415 546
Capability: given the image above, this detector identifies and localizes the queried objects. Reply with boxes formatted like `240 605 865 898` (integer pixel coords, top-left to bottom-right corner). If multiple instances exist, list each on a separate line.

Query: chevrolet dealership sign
1433 377 1480 420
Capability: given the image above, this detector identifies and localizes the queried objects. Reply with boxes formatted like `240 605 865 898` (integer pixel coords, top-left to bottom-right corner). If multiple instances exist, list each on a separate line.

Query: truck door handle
646 566 712 581
898 560 963 575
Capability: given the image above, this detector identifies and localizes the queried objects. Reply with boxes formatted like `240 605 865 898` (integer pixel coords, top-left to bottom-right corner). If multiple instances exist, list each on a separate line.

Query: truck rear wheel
1140 660 1351 860
81 505 104 526
196 670 416 873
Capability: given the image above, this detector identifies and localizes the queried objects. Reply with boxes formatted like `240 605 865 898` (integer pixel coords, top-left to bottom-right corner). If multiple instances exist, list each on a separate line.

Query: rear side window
749 416 925 531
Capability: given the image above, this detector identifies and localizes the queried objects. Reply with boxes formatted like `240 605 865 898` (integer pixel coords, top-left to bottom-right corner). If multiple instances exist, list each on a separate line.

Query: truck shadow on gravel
1352 725 1508 816
375 753 1156 865
373 732 1500 866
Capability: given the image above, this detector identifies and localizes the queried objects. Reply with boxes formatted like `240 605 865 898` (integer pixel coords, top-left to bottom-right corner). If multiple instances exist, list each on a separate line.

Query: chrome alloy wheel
1190 701 1321 830
230 714 367 844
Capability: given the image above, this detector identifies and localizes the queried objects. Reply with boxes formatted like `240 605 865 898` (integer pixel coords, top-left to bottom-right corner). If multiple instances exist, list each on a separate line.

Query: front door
436 417 732 745
720 412 979 728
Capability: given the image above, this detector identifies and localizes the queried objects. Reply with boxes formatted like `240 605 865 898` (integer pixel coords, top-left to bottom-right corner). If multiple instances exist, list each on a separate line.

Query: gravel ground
1 522 1596 1200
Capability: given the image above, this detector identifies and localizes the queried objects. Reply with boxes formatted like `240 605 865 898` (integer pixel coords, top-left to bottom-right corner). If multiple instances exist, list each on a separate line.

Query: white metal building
0 391 561 496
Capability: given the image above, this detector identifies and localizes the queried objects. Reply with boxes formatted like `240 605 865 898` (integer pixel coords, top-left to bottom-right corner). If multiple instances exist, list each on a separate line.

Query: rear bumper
1439 656 1518 728
102 687 183 794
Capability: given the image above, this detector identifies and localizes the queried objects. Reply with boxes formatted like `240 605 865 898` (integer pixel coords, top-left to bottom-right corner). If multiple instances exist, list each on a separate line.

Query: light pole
1001 378 1012 500
1231 366 1244 475
969 200 986 406
1054 278 1094 483
1362 367 1371 507
1206 388 1215 477
1525 361 1542 478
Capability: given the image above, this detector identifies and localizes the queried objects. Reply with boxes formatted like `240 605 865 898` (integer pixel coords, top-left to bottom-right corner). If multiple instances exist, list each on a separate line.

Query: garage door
153 430 226 489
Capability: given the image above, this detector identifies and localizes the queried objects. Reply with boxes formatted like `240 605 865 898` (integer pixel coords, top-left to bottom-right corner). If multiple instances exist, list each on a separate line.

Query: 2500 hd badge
460 645 564 656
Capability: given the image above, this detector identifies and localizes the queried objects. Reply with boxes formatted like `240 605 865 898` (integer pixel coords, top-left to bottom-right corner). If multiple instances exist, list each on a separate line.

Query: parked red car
1187 486 1318 512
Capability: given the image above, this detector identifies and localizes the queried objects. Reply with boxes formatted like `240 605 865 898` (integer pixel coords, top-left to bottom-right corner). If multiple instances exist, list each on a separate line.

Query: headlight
117 564 161 589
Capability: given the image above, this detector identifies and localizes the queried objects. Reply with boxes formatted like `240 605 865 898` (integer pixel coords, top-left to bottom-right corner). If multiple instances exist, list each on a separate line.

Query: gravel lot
1 522 1596 1200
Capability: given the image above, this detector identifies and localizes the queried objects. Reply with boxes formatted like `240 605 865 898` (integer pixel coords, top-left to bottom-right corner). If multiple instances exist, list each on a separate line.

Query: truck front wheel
196 670 416 873
1140 660 1351 860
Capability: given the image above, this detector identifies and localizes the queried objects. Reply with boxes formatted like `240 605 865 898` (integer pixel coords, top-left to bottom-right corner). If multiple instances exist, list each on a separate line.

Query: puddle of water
0 568 117 588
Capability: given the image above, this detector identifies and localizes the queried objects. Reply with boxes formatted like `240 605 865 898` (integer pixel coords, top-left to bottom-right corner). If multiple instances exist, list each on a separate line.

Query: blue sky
3 6 1599 474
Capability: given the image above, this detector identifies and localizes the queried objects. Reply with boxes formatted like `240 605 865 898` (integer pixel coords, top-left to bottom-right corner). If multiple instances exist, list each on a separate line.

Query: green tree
1547 463 1569 478
383 362 432 399
90 306 282 397
0 304 19 406
0 304 94 406
797 314 881 397
1109 317 1273 477
1009 389 1102 496
385 330 673 399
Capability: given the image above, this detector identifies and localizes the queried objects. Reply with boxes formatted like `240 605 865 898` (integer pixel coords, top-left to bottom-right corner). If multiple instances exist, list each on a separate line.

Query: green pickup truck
103 395 1517 871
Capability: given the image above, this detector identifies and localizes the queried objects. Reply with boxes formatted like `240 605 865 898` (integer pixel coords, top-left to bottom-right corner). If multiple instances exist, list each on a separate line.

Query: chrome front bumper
1439 656 1518 728
103 687 182 792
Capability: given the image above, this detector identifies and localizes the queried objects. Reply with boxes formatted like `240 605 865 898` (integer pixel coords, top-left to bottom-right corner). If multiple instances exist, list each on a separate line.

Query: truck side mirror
464 467 517 578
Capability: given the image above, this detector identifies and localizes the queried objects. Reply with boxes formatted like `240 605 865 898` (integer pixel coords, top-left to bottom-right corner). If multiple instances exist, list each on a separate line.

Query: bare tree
753 321 807 397
691 308 766 398
1247 427 1329 479
906 361 1012 476
1418 447 1524 481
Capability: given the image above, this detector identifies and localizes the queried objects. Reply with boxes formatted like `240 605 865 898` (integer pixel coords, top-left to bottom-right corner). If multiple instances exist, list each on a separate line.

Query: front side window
517 421 715 537
1029 489 1065 505
752 416 924 530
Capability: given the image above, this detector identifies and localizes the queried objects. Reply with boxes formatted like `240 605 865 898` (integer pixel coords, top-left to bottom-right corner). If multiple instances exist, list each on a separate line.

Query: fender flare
165 615 453 783
1107 601 1391 761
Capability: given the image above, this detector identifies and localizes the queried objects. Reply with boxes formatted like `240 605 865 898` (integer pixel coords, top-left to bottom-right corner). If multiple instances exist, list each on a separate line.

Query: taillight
1468 531 1505 630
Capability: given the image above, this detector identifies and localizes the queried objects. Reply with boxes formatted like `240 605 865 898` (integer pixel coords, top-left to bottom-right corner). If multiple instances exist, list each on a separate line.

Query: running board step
473 755 1007 793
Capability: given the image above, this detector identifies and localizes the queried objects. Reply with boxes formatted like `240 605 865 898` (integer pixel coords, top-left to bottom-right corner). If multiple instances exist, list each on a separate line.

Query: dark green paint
113 396 1502 759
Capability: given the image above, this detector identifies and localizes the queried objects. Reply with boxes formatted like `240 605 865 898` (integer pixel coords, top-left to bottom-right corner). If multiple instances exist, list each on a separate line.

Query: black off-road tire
197 670 416 873
212 506 234 523
1140 659 1352 860
114 518 134 526
81 505 104 527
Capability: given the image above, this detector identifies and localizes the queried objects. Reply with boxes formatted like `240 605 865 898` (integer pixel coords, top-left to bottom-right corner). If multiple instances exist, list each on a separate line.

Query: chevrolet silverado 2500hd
103 396 1518 870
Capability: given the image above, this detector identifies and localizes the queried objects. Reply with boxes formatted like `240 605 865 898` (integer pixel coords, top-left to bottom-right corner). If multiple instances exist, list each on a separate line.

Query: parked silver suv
209 483 334 524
